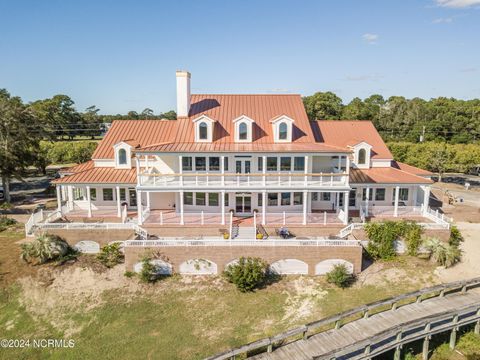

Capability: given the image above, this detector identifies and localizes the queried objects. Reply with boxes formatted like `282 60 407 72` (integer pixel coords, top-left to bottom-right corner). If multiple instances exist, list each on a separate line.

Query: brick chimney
176 70 191 117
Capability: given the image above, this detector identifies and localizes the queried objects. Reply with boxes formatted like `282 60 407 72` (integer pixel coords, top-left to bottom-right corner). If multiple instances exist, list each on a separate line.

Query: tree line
303 92 480 144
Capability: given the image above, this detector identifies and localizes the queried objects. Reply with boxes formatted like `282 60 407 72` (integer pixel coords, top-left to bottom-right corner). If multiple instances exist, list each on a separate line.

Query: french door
235 193 252 215
235 159 251 174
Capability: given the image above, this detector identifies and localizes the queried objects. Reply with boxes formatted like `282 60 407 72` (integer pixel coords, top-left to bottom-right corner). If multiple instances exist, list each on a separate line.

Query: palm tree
423 237 461 268
21 234 70 264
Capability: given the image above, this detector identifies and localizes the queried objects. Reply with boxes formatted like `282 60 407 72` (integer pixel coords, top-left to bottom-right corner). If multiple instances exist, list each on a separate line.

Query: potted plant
256 233 263 240
223 232 230 240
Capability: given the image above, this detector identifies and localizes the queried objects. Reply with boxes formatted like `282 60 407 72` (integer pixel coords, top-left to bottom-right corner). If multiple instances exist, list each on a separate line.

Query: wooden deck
251 290 480 360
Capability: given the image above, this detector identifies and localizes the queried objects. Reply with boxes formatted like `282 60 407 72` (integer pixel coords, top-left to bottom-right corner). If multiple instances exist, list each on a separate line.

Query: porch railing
138 172 349 189
423 206 452 229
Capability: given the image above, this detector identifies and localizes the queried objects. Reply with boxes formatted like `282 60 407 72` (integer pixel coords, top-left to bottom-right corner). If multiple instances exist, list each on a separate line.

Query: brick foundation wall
124 245 363 276
38 229 135 247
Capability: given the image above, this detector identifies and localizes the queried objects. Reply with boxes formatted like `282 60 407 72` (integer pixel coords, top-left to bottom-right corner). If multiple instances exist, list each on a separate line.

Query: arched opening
179 259 218 275
199 122 208 140
239 122 248 140
358 148 367 165
270 259 308 275
133 259 172 275
315 259 354 275
279 122 288 140
74 241 100 254
118 148 127 165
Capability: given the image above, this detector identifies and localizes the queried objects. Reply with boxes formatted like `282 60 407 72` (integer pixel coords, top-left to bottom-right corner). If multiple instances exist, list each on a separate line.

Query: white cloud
432 17 453 23
435 0 480 8
362 33 379 44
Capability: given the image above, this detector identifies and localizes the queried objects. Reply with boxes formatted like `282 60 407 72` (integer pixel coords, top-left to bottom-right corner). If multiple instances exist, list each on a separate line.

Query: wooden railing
206 277 480 360
138 171 349 189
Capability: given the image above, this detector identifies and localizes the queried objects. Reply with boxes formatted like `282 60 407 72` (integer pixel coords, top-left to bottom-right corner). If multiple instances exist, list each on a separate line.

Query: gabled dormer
233 115 255 142
271 115 294 143
193 115 215 143
352 141 372 169
113 141 135 169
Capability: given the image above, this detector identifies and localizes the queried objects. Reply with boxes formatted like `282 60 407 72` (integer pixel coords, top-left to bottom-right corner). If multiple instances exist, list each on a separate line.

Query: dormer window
233 115 254 142
193 115 215 143
271 115 294 143
352 141 372 169
118 149 127 165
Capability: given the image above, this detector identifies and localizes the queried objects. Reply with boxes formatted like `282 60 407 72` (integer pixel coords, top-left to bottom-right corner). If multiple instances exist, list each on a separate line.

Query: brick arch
179 258 218 275
315 259 354 275
74 240 100 254
270 259 308 275
133 259 172 275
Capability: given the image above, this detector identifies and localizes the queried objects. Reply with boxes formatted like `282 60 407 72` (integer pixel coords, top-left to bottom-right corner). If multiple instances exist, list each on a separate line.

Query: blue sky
1 0 479 114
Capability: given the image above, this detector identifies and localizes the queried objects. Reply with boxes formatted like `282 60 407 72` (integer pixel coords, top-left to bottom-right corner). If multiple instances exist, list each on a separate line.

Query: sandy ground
435 222 480 282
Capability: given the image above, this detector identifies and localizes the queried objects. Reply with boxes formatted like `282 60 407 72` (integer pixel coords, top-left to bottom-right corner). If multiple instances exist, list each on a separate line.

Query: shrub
326 264 353 288
404 223 423 256
97 243 124 268
20 234 75 265
139 256 161 283
124 271 135 278
423 237 461 268
449 225 464 247
0 216 17 232
224 257 268 292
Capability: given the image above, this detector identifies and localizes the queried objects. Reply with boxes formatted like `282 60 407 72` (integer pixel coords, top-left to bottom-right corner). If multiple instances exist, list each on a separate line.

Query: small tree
326 264 353 288
97 243 124 268
448 225 464 248
423 238 461 268
139 256 161 283
224 257 268 292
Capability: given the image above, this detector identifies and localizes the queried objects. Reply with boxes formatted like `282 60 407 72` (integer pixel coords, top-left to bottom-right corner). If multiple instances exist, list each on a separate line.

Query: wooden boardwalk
251 290 480 360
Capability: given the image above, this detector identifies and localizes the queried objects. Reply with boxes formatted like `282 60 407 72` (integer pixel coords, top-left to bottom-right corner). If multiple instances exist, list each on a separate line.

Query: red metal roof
316 121 393 160
58 160 94 174
53 166 137 184
350 167 433 184
393 161 433 176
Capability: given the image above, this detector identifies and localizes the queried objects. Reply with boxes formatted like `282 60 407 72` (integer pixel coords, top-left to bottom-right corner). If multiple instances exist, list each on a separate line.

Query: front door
235 193 252 215
128 188 137 207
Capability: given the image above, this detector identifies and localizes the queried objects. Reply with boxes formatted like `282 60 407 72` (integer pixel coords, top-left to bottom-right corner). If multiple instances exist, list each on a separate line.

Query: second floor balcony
137 171 349 190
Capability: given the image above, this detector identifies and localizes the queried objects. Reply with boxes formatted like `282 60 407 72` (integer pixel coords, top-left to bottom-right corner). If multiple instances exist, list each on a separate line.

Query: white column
262 155 267 186
116 186 121 218
146 191 151 210
179 190 184 225
336 192 340 213
68 186 74 210
345 155 351 186
137 190 143 225
56 186 62 213
221 190 225 225
338 155 342 171
135 157 140 185
343 191 349 225
365 187 370 217
303 191 308 225
394 186 400 217
423 186 431 215
304 155 309 186
413 186 418 206
221 155 225 186
178 155 183 186
145 155 149 171
86 186 92 218
262 191 266 225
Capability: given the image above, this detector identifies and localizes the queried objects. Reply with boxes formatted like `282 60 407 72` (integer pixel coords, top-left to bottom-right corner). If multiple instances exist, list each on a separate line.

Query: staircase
235 226 256 239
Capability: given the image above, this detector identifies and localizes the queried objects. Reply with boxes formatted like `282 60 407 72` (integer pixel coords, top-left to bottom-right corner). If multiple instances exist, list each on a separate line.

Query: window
267 157 278 171
184 192 193 205
312 192 318 201
182 157 192 171
375 188 386 201
280 157 291 171
321 192 331 201
258 157 263 172
103 188 113 201
268 193 278 206
209 157 220 171
279 122 288 140
239 122 248 140
393 188 409 201
195 157 206 171
90 188 97 201
209 193 219 206
294 157 305 171
294 192 303 205
362 188 373 201
196 192 206 206
118 149 127 165
224 193 229 206
281 192 291 206
73 188 84 200
199 122 208 140
349 189 356 207
358 148 367 165
119 188 126 201
224 157 229 171
258 193 263 207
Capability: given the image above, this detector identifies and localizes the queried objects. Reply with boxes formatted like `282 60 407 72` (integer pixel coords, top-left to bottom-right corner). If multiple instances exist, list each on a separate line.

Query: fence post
450 315 458 350
422 323 431 360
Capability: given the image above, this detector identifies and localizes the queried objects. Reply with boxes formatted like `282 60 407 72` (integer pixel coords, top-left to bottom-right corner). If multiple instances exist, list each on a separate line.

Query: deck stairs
235 226 256 240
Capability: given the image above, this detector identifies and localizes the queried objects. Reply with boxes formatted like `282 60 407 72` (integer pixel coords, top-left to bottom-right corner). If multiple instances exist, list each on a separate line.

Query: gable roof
316 121 393 160
393 161 433 176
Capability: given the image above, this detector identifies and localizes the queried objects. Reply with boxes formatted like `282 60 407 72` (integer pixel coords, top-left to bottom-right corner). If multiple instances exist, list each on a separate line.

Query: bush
97 243 124 268
124 271 135 278
20 234 76 265
449 225 464 247
365 220 424 259
423 237 461 268
0 216 17 232
326 264 353 288
224 257 269 292
139 256 161 283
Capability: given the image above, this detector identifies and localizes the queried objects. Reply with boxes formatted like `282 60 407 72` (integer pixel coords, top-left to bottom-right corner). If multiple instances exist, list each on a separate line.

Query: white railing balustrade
138 172 349 189
424 206 452 229
125 239 362 247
